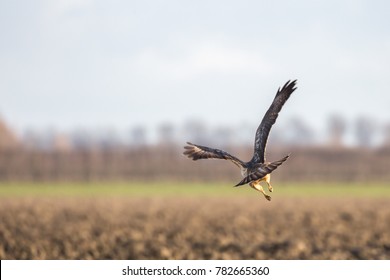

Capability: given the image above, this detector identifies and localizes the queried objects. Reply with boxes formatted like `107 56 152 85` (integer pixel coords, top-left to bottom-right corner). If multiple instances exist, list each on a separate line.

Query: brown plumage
183 80 297 201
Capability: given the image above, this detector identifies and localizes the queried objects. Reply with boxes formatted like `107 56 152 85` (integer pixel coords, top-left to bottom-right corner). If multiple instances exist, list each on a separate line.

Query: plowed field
1 196 389 259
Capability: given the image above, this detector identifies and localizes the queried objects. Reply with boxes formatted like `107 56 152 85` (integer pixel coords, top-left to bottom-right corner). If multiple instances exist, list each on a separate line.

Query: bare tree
282 116 315 146
130 126 147 147
327 114 346 147
157 123 175 146
70 130 95 150
381 123 390 147
182 119 208 144
0 118 19 150
212 126 234 147
354 116 376 147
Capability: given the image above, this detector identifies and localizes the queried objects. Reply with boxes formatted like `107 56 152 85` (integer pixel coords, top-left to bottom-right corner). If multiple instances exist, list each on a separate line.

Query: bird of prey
183 80 297 201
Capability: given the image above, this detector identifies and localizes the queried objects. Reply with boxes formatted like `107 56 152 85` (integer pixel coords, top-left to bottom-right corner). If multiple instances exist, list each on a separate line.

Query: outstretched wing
235 154 290 186
251 80 297 163
183 142 244 168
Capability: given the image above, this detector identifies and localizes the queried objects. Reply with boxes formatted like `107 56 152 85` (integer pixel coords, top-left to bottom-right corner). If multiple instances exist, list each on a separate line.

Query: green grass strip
0 182 389 198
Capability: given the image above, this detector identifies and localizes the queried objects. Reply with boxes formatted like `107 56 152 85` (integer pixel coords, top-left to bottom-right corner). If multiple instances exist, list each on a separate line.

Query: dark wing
183 142 244 168
235 154 290 186
251 80 297 163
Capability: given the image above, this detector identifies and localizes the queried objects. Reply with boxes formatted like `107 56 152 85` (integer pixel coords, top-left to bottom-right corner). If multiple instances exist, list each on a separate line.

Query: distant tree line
1 115 390 183
1 144 390 183
1 115 390 151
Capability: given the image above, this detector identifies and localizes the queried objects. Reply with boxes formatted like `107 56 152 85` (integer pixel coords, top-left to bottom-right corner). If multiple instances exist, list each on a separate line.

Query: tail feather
234 154 290 187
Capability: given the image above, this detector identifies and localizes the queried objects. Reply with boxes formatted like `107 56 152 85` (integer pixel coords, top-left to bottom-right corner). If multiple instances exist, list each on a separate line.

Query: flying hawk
183 80 297 201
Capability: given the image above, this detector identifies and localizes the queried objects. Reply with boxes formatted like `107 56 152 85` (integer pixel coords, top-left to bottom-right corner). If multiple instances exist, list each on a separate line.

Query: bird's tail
267 154 290 171
234 154 290 187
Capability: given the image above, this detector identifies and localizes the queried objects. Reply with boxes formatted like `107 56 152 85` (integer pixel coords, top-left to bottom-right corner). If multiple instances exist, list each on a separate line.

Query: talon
265 195 272 201
268 186 273 192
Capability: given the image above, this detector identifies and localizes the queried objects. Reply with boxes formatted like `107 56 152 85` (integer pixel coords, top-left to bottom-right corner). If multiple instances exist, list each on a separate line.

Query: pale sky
1 0 390 138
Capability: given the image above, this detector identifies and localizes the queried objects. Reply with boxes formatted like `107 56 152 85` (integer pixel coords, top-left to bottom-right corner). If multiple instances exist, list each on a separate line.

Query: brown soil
1 197 389 259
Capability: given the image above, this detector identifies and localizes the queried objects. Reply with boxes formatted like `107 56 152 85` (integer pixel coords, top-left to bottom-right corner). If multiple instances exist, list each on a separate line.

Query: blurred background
1 0 390 182
1 113 390 182
1 0 390 260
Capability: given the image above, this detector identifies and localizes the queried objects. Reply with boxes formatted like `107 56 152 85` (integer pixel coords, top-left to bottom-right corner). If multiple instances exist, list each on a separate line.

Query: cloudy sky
1 0 389 138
